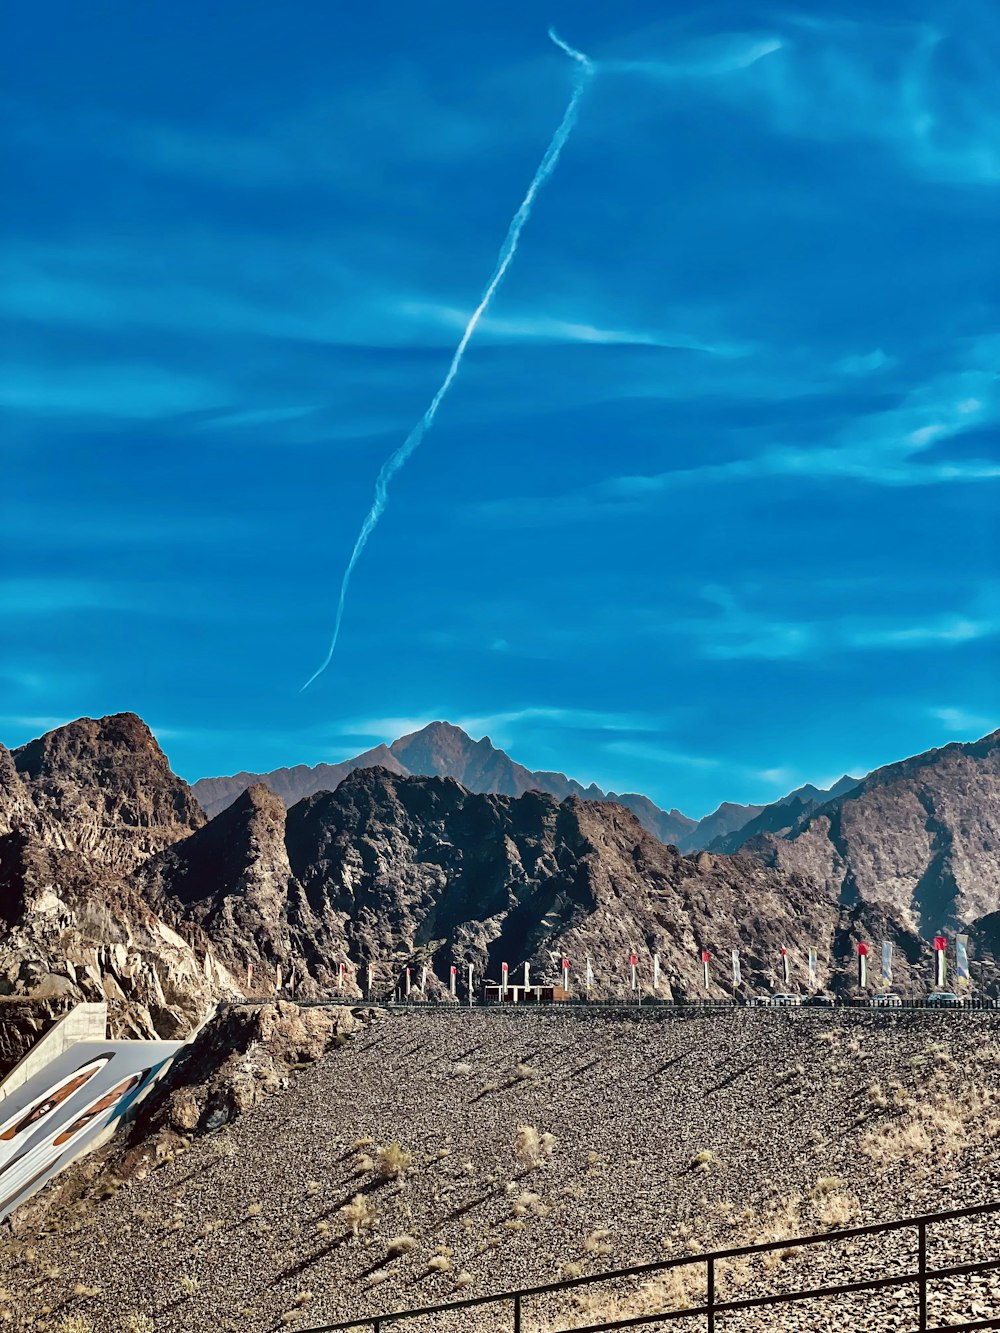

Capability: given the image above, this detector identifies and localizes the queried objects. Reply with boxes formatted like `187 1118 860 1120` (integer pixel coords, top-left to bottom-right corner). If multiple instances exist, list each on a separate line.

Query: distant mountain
749 731 1000 932
707 776 861 855
678 801 766 852
192 721 696 846
3 711 1000 1037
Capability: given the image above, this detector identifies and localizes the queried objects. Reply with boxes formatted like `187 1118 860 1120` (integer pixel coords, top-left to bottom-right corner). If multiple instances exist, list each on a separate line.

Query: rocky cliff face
10 714 205 873
268 767 923 999
0 716 234 1036
0 830 234 1036
750 731 1000 933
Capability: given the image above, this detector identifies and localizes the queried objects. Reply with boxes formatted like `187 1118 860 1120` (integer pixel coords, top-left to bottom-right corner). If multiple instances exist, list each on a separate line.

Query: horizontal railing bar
926 1321 1000 1332
551 1257 1000 1333
302 1200 1000 1333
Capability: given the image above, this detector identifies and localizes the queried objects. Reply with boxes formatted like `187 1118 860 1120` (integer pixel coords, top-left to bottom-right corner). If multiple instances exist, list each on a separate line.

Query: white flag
731 950 742 986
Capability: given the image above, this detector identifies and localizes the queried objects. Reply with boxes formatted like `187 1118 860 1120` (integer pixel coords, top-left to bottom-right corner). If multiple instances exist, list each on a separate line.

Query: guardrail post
918 1219 927 1330
706 1255 715 1333
513 1291 522 1333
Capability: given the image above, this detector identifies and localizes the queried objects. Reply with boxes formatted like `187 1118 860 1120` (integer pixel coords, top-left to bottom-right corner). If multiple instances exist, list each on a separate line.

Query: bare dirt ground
0 1005 998 1333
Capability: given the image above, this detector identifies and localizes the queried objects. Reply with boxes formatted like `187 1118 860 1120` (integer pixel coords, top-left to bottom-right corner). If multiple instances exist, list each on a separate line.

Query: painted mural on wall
0 1040 180 1219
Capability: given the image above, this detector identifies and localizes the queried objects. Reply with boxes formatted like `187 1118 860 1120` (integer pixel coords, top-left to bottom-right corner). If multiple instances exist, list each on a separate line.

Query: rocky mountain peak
10 712 204 873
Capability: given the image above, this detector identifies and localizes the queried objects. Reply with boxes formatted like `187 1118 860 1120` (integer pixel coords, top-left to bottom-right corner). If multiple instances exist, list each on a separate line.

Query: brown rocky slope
750 729 1000 933
2 1004 998 1333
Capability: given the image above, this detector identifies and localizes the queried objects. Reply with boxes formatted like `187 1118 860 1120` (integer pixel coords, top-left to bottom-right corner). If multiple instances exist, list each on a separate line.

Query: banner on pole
405 966 412 996
449 964 457 996
701 949 710 990
275 964 282 991
731 949 742 987
501 961 509 996
858 941 868 989
653 953 660 990
629 953 638 992
879 940 892 986
956 934 970 985
934 936 947 988
585 958 594 991
807 947 817 990
247 962 253 988
338 961 346 990
562 958 570 991
781 947 790 986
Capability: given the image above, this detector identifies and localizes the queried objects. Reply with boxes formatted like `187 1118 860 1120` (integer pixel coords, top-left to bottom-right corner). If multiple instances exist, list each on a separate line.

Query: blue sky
3 0 998 817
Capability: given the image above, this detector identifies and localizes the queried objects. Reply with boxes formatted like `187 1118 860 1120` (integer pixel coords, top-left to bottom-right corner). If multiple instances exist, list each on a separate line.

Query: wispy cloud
396 301 751 356
473 337 1000 529
928 705 994 735
342 706 656 748
684 585 1000 663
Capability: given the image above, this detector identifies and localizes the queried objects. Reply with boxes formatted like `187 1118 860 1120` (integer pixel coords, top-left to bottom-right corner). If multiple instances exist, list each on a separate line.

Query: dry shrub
860 1087 999 1165
340 1193 376 1237
815 1192 860 1228
552 1266 705 1331
427 1255 451 1273
386 1235 417 1258
515 1125 556 1169
511 1190 551 1218
584 1228 613 1257
376 1142 413 1180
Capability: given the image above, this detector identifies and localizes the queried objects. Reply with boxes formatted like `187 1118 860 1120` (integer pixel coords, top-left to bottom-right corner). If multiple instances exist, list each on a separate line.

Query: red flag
858 942 869 956
629 953 638 966
701 950 710 963
562 958 570 969
501 962 509 972
933 936 947 951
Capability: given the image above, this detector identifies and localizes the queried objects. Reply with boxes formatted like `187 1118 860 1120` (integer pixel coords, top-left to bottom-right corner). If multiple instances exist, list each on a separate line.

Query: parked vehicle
769 993 802 1007
804 992 836 1007
926 991 961 1007
871 993 903 1007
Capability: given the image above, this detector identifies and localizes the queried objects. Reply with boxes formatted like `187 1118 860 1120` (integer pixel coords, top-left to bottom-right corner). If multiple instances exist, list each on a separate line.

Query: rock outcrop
9 713 204 873
750 731 1000 932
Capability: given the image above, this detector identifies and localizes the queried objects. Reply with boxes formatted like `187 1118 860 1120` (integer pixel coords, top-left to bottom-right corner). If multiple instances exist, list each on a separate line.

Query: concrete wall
0 1003 108 1105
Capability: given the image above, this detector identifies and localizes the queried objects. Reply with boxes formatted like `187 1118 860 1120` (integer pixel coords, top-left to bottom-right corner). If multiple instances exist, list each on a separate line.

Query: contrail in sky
301 29 594 691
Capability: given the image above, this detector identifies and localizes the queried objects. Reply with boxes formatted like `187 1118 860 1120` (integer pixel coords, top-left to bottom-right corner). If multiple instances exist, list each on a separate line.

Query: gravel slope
0 1006 998 1332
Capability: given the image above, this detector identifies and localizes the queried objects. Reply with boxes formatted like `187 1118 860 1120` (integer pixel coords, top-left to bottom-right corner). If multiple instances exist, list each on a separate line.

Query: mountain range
191 720 858 852
1 711 998 1038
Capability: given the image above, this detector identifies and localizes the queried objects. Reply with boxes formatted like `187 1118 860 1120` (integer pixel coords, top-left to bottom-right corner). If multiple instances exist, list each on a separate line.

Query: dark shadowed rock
12 713 204 872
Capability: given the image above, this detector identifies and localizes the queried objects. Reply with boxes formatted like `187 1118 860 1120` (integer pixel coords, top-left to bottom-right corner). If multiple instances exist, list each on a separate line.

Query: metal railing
302 1199 1000 1333
226 995 1000 1014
